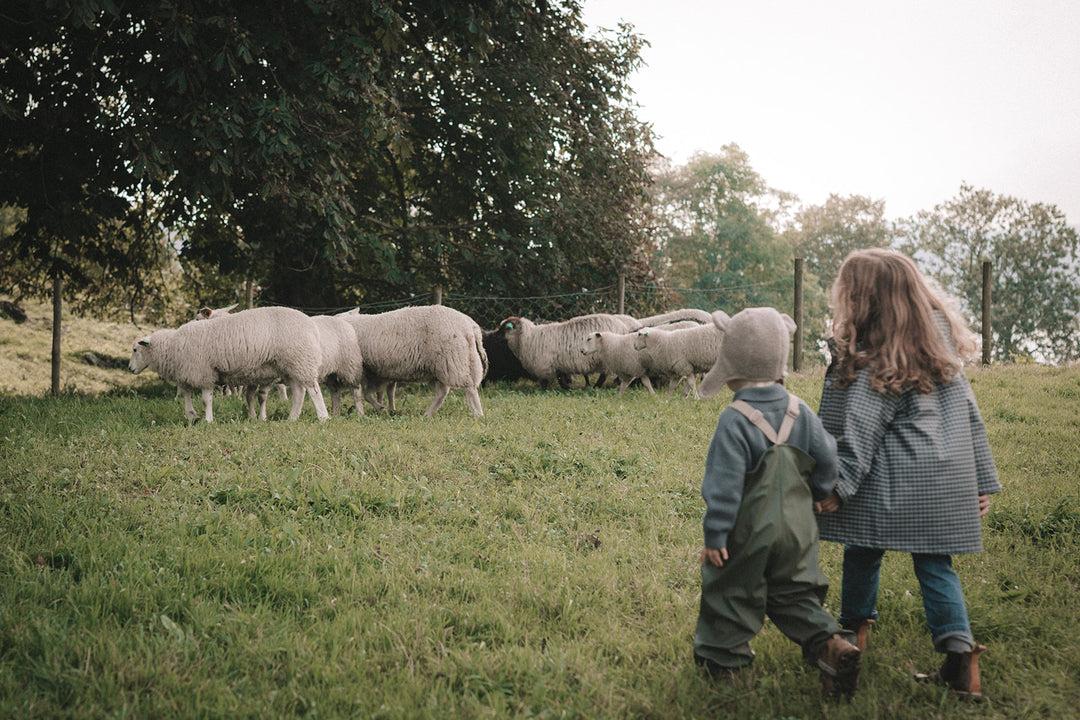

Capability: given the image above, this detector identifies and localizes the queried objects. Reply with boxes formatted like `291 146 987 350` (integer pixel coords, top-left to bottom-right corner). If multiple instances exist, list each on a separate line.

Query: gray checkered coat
816 352 1001 555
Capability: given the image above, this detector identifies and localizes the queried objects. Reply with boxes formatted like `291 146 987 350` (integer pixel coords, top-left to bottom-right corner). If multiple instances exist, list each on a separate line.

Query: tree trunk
51 274 63 396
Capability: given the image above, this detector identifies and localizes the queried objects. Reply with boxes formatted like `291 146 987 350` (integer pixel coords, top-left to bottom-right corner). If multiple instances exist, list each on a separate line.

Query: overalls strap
730 393 801 445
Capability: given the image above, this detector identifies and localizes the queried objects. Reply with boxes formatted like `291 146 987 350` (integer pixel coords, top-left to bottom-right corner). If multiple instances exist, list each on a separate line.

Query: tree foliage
900 183 1080 363
788 193 895 292
649 147 797 309
0 0 658 327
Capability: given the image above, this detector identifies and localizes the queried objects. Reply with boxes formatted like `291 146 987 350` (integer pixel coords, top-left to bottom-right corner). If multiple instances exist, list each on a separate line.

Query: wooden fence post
433 284 443 305
793 257 804 372
982 260 992 365
618 272 626 316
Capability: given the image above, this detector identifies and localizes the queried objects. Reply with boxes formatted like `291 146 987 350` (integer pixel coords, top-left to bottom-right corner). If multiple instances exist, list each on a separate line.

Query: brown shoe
818 634 862 699
842 618 875 653
940 644 986 700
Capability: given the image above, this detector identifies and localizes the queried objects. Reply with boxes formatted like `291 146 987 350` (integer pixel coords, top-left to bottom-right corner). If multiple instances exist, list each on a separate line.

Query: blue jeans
839 545 974 653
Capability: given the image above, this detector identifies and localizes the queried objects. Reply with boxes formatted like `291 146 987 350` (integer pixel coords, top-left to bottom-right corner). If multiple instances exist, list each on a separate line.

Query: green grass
1 303 1079 718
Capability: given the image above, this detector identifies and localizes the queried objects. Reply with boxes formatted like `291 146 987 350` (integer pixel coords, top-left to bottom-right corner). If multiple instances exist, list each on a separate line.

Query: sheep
312 314 365 417
497 313 638 389
634 308 713 327
632 320 725 399
338 305 487 417
129 306 330 423
580 330 656 395
193 303 293 417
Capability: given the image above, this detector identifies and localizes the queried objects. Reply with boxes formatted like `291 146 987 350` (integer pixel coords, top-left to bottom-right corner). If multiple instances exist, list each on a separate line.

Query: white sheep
580 330 656 395
497 313 638 389
338 305 487 417
312 314 365 417
129 306 330 422
632 320 725 398
634 308 712 327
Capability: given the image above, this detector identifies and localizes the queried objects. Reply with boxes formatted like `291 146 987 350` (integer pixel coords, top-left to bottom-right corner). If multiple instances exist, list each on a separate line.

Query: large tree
900 183 1080 363
1 0 657 331
649 146 801 309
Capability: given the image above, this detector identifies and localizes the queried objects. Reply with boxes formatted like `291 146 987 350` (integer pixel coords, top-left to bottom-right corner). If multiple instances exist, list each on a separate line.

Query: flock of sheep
128 304 725 422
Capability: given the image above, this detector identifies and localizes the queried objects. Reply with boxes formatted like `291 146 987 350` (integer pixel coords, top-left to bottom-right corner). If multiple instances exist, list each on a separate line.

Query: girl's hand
815 490 841 514
701 547 729 567
979 494 990 517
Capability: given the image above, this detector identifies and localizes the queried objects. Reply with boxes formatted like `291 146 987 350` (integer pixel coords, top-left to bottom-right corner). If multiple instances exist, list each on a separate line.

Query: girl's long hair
829 248 978 394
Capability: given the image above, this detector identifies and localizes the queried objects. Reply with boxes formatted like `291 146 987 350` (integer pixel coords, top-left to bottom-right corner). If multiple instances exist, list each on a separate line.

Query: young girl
815 248 1001 700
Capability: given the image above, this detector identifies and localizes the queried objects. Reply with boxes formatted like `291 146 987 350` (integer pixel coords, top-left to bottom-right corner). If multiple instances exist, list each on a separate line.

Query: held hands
814 489 841 514
979 494 990 517
701 547 729 567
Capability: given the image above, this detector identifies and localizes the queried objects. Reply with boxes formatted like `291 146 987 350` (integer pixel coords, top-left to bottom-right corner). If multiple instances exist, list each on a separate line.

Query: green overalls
694 395 845 668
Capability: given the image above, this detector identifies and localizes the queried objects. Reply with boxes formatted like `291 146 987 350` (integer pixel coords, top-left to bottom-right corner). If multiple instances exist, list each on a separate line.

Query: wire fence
302 276 798 332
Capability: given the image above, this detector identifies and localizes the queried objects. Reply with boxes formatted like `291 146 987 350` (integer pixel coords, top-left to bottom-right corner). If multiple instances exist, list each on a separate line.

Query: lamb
129 306 330 422
338 305 487 417
580 330 656 395
632 319 725 399
497 313 638 389
312 314 365 417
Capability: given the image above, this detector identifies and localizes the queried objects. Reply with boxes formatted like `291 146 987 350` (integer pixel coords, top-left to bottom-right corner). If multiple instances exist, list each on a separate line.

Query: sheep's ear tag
505 322 514 330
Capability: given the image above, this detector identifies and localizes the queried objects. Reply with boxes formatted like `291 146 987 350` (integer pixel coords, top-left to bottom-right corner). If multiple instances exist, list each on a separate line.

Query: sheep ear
711 311 731 332
780 313 797 335
198 307 212 319
138 339 151 347
505 321 514 330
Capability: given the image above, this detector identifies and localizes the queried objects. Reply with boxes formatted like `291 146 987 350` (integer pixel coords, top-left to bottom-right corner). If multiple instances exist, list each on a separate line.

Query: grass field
1 302 1078 718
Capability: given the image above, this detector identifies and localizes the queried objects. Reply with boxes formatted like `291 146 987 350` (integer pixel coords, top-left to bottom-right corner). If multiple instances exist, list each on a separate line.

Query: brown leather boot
817 634 862 699
940 644 986 700
842 618 875 653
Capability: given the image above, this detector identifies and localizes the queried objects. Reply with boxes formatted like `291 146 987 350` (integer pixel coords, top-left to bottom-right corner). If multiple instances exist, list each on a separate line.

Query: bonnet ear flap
779 312 797 335
710 310 731 333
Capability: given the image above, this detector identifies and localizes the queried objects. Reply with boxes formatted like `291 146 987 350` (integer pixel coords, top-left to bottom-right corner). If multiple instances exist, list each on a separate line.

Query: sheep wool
129 306 329 423
498 313 638 388
580 331 656 395
338 305 487 417
632 321 725 398
312 314 365 417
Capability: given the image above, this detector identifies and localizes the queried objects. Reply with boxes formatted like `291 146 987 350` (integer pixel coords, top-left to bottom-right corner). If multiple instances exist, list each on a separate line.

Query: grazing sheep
580 330 656 395
129 306 329 423
632 320 725 398
497 313 638 389
338 305 487 417
312 314 365 417
635 308 712 327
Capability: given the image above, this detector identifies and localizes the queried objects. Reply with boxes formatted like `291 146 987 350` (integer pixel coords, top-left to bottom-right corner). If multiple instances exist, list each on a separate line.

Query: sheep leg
351 388 364 416
686 374 701 400
463 386 484 417
386 382 397 414
363 386 386 414
640 375 656 395
304 383 329 421
286 381 306 419
180 387 199 423
330 387 341 417
200 387 215 423
258 385 270 419
423 381 451 417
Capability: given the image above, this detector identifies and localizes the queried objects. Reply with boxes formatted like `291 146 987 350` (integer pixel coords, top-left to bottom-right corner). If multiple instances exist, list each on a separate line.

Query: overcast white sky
582 0 1080 224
